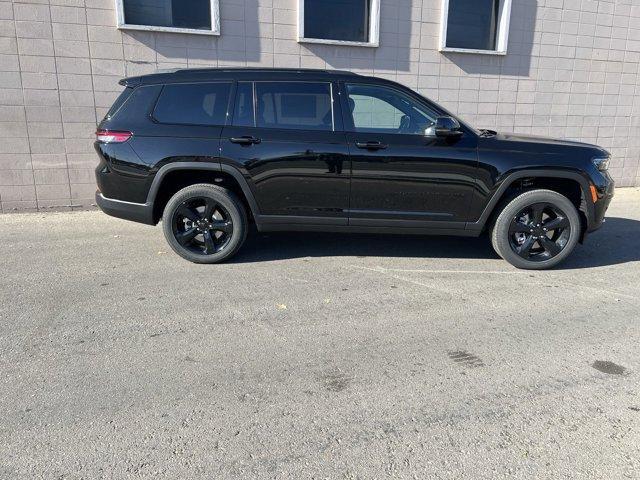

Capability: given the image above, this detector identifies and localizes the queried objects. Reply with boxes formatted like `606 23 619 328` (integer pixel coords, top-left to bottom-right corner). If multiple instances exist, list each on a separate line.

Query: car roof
120 67 368 87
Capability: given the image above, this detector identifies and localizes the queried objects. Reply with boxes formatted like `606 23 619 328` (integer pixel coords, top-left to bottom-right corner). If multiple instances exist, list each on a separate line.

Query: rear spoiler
119 69 181 88
118 77 142 88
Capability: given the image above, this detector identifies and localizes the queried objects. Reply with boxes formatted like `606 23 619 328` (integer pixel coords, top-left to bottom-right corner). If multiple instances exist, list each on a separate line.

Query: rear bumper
95 191 154 225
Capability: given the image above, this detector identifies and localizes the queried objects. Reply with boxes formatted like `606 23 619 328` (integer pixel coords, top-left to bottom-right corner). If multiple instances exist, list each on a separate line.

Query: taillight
96 129 132 143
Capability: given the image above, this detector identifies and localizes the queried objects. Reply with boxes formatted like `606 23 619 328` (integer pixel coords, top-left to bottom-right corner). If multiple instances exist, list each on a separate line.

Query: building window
116 0 220 35
439 0 512 55
153 83 231 126
298 0 381 47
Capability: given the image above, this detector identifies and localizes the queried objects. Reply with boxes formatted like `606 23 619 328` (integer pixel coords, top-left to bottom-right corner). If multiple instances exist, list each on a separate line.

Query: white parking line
349 265 637 301
349 265 528 275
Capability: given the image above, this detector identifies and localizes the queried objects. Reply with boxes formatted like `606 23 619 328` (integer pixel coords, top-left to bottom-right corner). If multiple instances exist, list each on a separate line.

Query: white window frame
439 0 512 55
297 0 381 48
115 0 220 36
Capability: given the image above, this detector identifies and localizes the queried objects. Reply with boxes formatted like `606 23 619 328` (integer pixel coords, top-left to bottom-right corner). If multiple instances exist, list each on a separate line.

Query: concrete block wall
0 0 638 213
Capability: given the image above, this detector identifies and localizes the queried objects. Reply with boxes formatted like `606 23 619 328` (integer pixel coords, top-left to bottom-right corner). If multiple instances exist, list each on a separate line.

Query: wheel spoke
203 230 216 254
510 221 531 234
543 216 569 231
175 227 198 246
211 220 232 234
540 237 561 256
517 235 535 257
203 199 216 220
531 203 545 224
177 204 201 222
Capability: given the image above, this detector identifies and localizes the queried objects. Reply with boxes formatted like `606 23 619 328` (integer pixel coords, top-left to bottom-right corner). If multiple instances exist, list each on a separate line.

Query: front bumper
586 173 615 233
95 191 154 225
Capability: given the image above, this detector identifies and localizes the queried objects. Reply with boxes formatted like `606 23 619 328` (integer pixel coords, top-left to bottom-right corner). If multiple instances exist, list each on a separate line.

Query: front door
220 81 350 225
341 82 478 228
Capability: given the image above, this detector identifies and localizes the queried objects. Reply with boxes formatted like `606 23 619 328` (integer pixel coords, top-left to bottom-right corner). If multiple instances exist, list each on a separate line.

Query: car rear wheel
162 183 247 264
491 189 581 270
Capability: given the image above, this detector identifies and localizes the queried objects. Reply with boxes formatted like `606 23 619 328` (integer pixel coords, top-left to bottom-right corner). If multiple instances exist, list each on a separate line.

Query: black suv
95 68 614 269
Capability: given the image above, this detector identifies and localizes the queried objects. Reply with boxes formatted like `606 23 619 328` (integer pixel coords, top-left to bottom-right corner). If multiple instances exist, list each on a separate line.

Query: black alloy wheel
172 197 234 255
491 189 581 270
508 202 571 262
162 183 248 264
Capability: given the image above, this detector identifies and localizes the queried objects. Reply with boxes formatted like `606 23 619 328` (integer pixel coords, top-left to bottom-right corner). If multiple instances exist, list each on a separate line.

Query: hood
481 130 609 157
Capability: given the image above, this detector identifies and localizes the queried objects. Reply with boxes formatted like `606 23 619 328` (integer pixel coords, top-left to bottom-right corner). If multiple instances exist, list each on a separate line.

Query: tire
162 183 248 264
491 189 581 270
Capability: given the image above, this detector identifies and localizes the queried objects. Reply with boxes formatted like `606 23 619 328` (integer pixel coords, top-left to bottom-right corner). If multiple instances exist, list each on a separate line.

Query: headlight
592 157 610 171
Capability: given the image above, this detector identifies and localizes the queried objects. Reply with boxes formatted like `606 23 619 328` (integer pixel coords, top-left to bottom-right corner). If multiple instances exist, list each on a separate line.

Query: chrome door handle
355 141 387 150
230 136 261 145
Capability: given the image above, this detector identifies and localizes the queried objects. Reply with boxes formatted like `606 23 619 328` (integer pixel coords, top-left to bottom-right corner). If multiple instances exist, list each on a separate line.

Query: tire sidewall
492 189 581 270
162 184 247 264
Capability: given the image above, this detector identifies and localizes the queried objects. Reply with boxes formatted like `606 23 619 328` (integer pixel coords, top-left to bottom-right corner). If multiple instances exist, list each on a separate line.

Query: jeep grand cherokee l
94 68 614 269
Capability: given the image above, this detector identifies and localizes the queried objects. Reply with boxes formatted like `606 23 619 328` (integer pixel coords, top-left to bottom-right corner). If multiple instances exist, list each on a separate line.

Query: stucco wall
0 0 638 212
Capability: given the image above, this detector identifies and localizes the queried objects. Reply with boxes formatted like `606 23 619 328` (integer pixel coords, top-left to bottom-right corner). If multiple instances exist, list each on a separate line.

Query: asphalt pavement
1 188 639 479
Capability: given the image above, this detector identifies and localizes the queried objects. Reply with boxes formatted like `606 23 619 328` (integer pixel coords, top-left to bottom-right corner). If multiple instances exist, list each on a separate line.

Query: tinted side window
233 82 254 127
107 85 163 125
105 87 133 120
154 83 231 126
255 82 333 131
346 84 437 135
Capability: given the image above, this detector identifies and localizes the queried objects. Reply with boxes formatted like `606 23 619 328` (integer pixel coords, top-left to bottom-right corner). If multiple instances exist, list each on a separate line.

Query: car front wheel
162 183 248 264
491 189 581 270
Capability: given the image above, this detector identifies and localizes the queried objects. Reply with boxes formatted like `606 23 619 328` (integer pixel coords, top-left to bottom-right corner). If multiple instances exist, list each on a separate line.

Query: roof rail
119 67 362 87
166 67 360 76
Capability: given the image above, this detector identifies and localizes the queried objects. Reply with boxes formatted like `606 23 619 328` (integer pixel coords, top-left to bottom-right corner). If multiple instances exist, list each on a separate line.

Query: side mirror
427 116 463 139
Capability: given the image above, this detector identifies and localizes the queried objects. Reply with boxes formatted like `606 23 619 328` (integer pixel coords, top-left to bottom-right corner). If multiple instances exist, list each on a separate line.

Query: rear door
220 80 350 225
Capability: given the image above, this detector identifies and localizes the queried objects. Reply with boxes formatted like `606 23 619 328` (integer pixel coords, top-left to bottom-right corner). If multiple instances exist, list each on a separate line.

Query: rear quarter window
153 82 232 126
105 87 134 120
103 85 162 126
